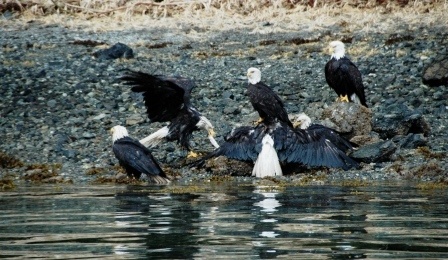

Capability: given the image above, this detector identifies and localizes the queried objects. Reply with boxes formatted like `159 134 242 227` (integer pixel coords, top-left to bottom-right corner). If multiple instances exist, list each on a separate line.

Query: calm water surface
1 182 448 259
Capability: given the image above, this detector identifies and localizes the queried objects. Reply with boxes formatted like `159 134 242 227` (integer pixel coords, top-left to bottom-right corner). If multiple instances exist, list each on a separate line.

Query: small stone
422 56 448 86
82 132 96 139
351 140 397 163
47 99 57 107
126 115 144 126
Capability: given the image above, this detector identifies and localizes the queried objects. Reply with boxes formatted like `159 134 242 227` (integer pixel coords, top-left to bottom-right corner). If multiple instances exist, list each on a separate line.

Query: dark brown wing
247 82 293 127
113 137 167 178
325 58 368 107
273 122 359 170
121 70 195 122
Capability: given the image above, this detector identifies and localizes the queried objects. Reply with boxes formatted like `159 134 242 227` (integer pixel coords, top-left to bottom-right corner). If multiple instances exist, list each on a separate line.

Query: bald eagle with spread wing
121 70 219 158
325 41 368 107
291 113 356 153
191 68 358 177
192 120 359 177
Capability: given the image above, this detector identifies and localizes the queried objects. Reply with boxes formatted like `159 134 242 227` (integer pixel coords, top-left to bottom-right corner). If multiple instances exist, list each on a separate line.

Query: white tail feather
252 134 282 178
351 93 361 105
139 126 169 148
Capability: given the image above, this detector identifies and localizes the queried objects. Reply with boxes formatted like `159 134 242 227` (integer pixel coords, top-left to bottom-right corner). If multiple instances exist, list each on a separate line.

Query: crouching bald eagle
110 125 170 184
191 121 359 178
121 70 219 158
325 41 368 107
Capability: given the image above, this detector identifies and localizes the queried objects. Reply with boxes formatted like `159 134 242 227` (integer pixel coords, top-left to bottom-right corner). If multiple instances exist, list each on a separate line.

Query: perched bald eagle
192 120 359 178
246 68 293 127
325 41 368 107
121 70 219 158
110 125 170 184
290 113 356 153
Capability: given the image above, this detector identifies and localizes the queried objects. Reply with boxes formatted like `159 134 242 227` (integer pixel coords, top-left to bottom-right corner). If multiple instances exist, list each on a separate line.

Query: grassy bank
0 1 445 35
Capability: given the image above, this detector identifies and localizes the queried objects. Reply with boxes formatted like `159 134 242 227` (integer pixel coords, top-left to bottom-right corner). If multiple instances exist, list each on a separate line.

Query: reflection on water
1 183 448 259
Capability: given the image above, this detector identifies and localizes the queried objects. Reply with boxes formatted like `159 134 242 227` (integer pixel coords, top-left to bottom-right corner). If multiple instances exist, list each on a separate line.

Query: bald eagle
121 70 219 158
291 113 356 153
192 120 359 178
325 41 368 107
110 125 170 184
246 68 293 127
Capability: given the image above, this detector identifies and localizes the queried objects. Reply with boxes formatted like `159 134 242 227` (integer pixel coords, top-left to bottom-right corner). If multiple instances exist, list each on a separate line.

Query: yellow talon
187 151 199 158
339 95 349 102
253 117 264 125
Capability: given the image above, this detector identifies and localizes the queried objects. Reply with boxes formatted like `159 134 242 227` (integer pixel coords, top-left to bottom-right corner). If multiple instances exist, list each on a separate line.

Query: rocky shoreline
0 14 447 186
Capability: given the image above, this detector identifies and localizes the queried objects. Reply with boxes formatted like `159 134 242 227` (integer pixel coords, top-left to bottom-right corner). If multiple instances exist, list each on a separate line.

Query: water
1 182 448 259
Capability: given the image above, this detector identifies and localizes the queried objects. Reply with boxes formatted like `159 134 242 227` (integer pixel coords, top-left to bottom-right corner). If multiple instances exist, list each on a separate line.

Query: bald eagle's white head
247 67 261 85
110 125 129 143
329 40 345 60
291 113 312 129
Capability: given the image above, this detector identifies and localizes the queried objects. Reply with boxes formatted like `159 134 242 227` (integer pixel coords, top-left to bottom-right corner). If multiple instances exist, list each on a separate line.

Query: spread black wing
192 121 358 170
247 82 293 127
272 123 359 170
189 125 266 167
113 137 167 179
121 70 195 122
306 124 356 153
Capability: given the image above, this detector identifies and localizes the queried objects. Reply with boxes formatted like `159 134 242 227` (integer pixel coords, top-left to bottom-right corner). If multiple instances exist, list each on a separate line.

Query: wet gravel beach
0 10 447 185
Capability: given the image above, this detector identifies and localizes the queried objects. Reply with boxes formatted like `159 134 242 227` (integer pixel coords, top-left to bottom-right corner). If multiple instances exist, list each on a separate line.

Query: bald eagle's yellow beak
293 120 302 129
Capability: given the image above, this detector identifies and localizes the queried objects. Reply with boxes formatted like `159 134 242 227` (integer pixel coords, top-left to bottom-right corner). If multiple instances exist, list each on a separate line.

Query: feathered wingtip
119 69 161 92
252 134 282 178
147 175 172 185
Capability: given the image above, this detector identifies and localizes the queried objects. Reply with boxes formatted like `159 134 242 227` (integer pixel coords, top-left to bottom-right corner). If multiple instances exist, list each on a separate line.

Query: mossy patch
410 161 444 178
23 163 62 183
209 175 234 183
0 178 15 191
0 151 25 169
416 182 448 191
160 185 207 194
339 179 371 187
416 146 446 159
85 167 108 176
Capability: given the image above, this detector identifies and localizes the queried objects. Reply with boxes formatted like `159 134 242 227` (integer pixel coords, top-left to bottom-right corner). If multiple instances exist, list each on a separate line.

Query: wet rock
349 133 381 146
320 102 372 139
203 156 253 176
393 133 428 149
372 104 431 139
351 140 397 163
422 56 448 86
93 42 134 60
